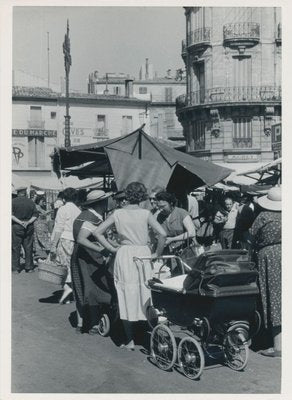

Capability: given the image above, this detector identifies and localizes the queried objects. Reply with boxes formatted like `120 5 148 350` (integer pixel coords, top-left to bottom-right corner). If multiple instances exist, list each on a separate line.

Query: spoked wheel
150 324 177 371
223 328 249 371
250 310 262 338
178 337 205 380
96 313 111 337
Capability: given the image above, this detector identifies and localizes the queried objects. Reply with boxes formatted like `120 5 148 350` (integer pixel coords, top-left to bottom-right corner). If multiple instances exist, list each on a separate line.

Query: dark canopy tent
52 127 232 195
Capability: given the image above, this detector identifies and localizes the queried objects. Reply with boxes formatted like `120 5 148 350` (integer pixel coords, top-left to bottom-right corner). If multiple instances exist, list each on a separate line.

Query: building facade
176 7 281 167
88 59 186 141
12 86 150 183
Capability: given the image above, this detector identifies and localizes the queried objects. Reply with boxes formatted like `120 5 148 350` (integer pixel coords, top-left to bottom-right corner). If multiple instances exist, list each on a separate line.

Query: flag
63 20 72 74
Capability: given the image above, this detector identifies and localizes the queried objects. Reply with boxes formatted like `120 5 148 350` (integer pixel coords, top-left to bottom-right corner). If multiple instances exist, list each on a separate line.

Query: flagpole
63 19 72 148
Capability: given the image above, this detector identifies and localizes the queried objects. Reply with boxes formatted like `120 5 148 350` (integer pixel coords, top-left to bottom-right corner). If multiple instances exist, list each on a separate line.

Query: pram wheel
150 324 177 371
96 313 110 337
178 337 205 380
223 327 249 371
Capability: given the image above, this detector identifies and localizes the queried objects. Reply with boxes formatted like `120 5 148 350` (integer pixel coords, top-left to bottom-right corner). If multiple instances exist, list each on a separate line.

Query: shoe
12 270 21 274
88 326 100 335
75 326 83 334
259 349 281 358
119 343 135 351
25 269 35 273
59 299 72 305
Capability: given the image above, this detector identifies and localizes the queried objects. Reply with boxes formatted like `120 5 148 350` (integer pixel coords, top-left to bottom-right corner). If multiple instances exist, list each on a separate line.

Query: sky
13 6 186 92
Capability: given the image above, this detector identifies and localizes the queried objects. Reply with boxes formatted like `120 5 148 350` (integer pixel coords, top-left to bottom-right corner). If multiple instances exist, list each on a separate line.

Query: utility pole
63 19 72 147
47 32 50 88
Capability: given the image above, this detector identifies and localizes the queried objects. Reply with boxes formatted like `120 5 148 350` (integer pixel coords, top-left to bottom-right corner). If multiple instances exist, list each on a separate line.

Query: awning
52 127 233 192
12 173 103 191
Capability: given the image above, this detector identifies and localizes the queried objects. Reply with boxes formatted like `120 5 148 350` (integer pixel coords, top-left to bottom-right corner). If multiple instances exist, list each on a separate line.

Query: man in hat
12 186 38 273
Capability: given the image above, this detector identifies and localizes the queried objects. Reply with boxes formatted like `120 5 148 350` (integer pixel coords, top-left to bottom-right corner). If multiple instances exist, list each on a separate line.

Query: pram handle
133 255 192 277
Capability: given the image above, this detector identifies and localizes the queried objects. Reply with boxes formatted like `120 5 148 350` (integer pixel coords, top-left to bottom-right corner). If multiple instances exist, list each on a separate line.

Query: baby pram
134 250 260 380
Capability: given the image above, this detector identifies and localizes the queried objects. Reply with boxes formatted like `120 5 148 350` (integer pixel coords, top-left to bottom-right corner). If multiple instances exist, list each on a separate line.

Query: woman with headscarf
93 182 167 350
71 190 115 334
250 186 281 358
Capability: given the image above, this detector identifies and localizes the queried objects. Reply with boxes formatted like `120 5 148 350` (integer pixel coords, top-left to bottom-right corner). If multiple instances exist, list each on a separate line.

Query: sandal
259 349 281 358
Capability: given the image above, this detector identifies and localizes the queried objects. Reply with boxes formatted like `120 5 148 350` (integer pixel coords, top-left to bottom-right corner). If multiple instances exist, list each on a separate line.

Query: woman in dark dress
71 190 116 334
250 186 281 358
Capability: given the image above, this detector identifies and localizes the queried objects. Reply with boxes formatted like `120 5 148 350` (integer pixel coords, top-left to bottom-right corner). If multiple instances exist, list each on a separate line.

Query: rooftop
12 86 150 103
94 77 186 85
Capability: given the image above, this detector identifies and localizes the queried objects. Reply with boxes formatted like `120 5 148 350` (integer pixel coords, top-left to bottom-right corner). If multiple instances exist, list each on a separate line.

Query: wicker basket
38 258 68 285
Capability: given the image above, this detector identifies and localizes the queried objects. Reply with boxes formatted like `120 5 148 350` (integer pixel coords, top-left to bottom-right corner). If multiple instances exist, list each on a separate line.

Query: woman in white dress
94 182 166 350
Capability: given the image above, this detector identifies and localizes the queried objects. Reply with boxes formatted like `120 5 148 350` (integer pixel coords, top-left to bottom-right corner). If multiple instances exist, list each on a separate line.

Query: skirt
257 244 281 328
114 245 152 321
56 238 74 284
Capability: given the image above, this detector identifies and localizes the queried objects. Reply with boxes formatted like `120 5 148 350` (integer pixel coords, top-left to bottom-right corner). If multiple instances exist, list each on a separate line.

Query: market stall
52 127 233 195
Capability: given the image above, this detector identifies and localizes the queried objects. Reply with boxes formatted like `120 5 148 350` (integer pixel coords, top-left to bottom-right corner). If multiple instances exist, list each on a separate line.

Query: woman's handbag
180 234 204 267
196 221 214 239
38 256 68 285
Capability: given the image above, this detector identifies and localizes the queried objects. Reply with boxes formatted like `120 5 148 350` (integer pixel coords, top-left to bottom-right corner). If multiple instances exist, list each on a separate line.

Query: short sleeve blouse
162 207 189 237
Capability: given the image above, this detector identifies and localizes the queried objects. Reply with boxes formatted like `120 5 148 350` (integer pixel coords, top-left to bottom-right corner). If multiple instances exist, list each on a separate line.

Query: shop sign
272 123 281 143
12 129 57 137
272 142 281 151
271 123 281 152
227 154 259 162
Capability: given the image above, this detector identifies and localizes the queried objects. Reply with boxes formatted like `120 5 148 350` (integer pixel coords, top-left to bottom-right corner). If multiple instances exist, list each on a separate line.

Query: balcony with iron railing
233 137 252 149
187 27 211 51
27 120 45 129
181 40 187 57
193 140 206 151
223 22 260 47
176 86 281 109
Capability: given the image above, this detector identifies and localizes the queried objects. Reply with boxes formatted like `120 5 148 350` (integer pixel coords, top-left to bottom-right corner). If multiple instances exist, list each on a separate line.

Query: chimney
145 58 149 80
167 69 172 79
125 79 133 98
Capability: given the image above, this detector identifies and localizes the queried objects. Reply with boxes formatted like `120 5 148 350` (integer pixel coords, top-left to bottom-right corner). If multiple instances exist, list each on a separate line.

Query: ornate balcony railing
181 40 187 55
223 22 260 46
193 141 205 151
187 27 211 49
233 137 252 149
27 120 45 129
176 86 281 109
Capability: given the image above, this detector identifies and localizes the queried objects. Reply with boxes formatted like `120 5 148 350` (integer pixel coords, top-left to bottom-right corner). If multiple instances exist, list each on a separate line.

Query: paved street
12 270 281 394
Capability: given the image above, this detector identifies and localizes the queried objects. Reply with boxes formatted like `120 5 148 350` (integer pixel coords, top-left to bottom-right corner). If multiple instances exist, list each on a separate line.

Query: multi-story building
176 7 281 169
12 85 150 185
88 59 186 141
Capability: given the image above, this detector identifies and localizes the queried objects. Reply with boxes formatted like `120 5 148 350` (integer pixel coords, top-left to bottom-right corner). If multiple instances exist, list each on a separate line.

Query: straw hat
257 186 281 211
83 190 112 206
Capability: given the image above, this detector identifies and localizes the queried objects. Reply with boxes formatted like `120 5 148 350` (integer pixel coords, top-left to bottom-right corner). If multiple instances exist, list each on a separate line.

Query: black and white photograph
0 0 289 397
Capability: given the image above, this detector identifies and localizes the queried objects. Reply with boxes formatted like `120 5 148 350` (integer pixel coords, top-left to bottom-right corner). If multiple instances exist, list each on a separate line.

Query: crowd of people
11 181 282 357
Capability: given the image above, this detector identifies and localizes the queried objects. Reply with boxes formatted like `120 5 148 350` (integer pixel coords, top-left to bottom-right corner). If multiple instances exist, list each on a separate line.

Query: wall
57 102 150 146
12 101 58 171
179 6 281 166
12 96 150 172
